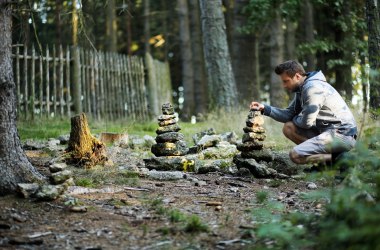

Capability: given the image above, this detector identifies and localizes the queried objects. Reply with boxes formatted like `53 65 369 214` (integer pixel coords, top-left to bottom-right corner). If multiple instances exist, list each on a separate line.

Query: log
66 113 107 168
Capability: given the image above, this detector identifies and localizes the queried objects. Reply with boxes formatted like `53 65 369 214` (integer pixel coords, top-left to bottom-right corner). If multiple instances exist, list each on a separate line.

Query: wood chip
69 206 87 213
206 201 223 206
28 232 53 238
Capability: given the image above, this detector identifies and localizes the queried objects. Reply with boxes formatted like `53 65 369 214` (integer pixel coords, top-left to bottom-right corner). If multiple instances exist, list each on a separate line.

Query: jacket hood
294 71 326 93
306 71 326 82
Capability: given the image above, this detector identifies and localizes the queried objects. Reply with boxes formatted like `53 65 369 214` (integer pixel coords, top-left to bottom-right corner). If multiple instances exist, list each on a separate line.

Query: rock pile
233 110 279 178
151 103 189 156
144 103 193 172
238 110 266 154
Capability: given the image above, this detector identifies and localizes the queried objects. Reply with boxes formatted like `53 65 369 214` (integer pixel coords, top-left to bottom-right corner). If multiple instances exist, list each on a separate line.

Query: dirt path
0 147 323 249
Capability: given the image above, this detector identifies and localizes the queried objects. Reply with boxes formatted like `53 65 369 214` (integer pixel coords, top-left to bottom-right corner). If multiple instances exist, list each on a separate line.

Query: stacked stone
151 103 189 156
236 110 266 156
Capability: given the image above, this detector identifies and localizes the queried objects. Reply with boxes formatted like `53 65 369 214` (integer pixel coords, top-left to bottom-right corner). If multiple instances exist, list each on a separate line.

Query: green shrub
249 127 380 250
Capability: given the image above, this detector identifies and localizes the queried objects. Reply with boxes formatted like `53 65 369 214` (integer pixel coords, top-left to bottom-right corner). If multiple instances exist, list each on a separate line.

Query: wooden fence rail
12 45 155 121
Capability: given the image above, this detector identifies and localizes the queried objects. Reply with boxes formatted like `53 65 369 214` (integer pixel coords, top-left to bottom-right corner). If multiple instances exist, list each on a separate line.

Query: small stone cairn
151 103 189 156
234 110 279 177
145 103 194 171
238 110 266 153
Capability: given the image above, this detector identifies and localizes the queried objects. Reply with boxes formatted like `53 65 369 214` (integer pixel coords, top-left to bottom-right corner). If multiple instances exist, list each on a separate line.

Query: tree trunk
189 0 207 116
199 0 238 111
72 0 78 46
144 0 151 55
285 18 297 60
106 0 117 52
0 1 45 195
55 0 62 45
177 0 195 120
67 113 108 168
231 0 259 103
303 0 316 71
269 9 287 107
366 0 380 111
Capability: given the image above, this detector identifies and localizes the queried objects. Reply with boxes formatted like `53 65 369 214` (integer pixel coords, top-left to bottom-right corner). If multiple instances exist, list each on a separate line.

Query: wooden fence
12 45 158 121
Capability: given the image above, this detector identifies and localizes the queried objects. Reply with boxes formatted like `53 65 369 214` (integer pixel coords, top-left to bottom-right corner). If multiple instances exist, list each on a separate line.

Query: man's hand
250 101 264 111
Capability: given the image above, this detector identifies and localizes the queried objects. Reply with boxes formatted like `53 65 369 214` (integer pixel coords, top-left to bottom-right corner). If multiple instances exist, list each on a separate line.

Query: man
250 60 357 164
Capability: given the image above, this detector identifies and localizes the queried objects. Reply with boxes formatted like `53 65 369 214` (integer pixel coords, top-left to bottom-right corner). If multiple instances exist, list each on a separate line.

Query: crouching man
250 60 357 164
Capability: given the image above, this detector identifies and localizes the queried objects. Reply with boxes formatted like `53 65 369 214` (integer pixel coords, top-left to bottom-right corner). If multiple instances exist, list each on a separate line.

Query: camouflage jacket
263 71 357 136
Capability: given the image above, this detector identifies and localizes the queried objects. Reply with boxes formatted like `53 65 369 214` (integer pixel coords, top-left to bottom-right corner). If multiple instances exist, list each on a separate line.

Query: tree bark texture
189 0 208 115
269 9 287 107
366 0 380 110
177 0 195 120
0 1 45 195
199 0 238 111
67 113 107 168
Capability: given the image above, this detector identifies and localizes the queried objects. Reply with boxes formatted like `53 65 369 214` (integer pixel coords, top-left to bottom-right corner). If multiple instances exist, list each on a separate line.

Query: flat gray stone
236 141 263 151
17 183 40 198
156 132 184 143
156 124 181 134
233 155 277 178
49 162 67 173
51 170 72 184
151 140 188 156
148 171 184 180
35 184 66 201
196 134 221 149
144 156 197 171
240 149 274 162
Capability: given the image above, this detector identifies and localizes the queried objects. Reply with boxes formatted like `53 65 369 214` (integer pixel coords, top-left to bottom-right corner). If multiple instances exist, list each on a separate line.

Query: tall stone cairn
236 110 266 155
151 103 189 156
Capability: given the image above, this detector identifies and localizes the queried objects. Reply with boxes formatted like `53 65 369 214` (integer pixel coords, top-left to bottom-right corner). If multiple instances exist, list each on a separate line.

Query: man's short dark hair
275 60 306 77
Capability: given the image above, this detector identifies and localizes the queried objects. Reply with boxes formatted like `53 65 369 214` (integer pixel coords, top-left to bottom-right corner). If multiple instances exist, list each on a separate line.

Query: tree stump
66 113 107 168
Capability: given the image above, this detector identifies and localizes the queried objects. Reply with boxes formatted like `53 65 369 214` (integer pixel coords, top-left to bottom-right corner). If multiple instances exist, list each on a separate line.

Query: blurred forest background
11 0 380 120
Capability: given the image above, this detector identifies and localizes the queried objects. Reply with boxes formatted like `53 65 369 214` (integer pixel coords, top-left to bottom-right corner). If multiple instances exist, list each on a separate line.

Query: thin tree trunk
72 0 78 46
303 0 316 71
0 1 44 194
199 0 238 111
269 9 287 107
177 0 194 120
189 0 207 115
285 18 297 60
106 0 117 52
144 0 150 54
366 0 380 111
126 3 132 56
55 0 62 45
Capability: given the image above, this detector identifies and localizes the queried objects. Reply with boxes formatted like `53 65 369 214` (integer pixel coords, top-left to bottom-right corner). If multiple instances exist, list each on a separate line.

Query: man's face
279 72 303 92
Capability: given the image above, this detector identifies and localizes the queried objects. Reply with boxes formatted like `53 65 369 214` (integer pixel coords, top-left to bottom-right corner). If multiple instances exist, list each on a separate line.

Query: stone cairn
151 103 189 157
233 109 279 177
238 110 266 154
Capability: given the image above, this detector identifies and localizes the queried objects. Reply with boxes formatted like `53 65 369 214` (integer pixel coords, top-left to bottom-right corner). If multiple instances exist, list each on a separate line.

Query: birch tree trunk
0 1 45 194
199 0 238 111
177 0 195 120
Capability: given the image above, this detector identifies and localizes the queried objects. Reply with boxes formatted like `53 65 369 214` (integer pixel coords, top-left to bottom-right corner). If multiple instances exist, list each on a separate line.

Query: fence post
72 46 82 114
145 52 158 117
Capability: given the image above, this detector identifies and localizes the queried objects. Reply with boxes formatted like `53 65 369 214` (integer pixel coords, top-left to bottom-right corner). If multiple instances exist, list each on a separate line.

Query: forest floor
0 144 328 250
